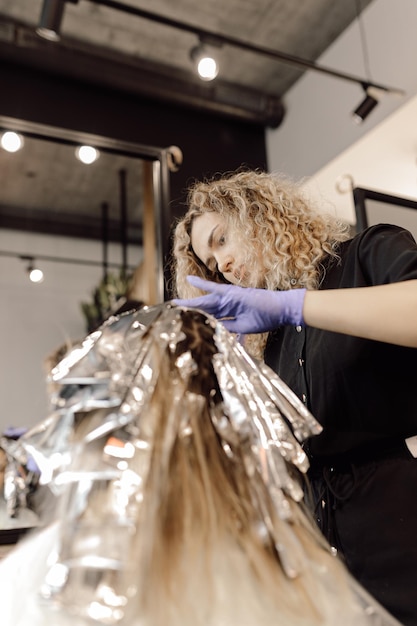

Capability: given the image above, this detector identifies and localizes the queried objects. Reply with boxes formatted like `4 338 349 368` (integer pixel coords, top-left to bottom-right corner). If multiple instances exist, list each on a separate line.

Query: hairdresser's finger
172 296 207 308
186 275 227 293
172 294 221 315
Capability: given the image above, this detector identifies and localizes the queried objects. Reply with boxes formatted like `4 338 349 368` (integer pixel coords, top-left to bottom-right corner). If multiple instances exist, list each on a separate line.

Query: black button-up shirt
264 224 417 462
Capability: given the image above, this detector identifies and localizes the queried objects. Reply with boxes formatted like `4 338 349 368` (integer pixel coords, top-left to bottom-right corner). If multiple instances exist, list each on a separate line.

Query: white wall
266 0 417 182
300 93 417 224
0 229 141 431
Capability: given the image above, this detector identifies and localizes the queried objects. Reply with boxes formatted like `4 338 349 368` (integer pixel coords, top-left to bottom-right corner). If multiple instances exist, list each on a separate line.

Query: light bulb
190 43 219 82
75 145 100 164
197 56 218 81
29 267 44 283
1 131 24 153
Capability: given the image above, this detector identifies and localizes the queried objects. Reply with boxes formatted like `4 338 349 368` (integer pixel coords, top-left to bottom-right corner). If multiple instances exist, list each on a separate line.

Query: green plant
81 270 133 332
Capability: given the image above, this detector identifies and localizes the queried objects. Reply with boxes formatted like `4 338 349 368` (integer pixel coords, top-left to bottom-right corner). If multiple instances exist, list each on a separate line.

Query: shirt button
302 394 307 404
298 358 304 366
295 325 302 332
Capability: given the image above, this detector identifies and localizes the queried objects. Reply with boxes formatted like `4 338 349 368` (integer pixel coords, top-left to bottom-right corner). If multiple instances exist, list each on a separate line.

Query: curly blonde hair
171 170 351 357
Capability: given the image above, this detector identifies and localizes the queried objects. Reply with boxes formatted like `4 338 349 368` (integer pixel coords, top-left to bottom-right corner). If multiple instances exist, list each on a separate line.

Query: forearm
303 279 417 347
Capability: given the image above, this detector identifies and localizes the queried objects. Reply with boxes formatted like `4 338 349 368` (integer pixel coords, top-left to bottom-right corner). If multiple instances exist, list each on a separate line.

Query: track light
352 86 380 124
75 145 100 164
0 131 24 153
23 257 44 283
190 41 219 81
36 0 66 41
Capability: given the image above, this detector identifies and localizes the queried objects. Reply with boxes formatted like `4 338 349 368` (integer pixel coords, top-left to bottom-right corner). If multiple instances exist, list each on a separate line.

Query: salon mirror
0 116 174 433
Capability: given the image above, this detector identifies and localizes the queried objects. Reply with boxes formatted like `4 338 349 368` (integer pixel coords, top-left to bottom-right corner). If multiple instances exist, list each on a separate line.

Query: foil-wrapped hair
2 304 401 626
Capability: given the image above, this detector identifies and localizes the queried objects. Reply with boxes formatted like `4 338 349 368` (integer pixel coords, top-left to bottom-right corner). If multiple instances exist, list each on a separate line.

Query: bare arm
303 279 417 347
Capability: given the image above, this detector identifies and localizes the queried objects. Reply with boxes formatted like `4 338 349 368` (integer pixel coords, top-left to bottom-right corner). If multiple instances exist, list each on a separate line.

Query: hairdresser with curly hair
172 169 417 626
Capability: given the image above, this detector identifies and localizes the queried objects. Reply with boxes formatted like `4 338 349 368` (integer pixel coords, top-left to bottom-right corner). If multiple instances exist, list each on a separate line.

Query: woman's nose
217 254 233 274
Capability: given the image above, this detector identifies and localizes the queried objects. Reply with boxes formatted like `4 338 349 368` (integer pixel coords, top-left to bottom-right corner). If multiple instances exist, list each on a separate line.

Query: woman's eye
218 235 225 245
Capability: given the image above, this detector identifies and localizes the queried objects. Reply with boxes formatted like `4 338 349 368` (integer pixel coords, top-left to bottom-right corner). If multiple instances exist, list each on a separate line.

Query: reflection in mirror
0 131 144 251
0 123 169 432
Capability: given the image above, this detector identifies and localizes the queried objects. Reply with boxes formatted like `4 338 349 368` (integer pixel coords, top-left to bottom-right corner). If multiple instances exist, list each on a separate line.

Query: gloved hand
172 276 306 334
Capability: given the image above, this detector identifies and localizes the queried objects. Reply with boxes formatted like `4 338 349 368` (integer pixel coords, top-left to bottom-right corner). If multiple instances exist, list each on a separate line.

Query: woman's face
190 212 262 286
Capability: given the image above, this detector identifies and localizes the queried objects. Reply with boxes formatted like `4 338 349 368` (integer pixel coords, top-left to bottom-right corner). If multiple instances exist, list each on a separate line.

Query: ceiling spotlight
36 0 66 42
24 257 44 283
352 86 380 124
190 42 219 81
0 131 24 153
75 145 100 164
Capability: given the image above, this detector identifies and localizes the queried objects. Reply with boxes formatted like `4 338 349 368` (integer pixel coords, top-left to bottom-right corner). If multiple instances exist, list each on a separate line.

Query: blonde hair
171 170 351 356
120 310 368 625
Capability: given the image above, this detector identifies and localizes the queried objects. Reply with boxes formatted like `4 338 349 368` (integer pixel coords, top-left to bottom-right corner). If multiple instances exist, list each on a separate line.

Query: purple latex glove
173 276 306 334
3 426 27 439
